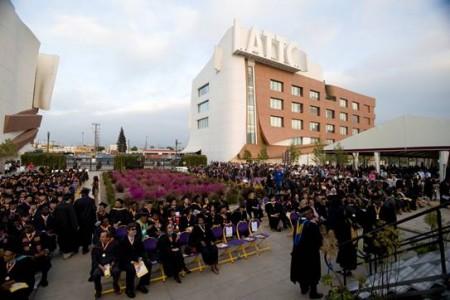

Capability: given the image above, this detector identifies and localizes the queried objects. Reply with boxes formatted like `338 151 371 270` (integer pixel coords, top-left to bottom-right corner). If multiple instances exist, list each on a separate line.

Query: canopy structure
324 115 450 181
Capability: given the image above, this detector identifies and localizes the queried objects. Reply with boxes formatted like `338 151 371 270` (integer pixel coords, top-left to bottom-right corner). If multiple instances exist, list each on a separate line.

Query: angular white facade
0 0 59 150
183 21 322 162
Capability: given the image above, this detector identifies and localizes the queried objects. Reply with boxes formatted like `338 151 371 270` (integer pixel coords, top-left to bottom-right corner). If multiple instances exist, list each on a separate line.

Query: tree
131 146 138 151
243 150 252 162
288 144 300 164
257 145 269 161
96 146 105 152
334 143 349 166
117 127 127 153
312 140 327 165
0 139 17 158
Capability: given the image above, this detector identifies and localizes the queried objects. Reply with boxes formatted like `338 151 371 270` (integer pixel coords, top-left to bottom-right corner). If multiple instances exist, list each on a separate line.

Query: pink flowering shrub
111 169 225 201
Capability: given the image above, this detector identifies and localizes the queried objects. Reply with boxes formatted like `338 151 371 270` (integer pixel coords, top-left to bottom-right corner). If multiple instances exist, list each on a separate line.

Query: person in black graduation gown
157 224 190 283
118 223 151 298
53 194 79 258
74 188 97 254
0 246 35 300
334 203 357 275
265 196 282 231
109 199 132 227
290 206 323 299
91 231 120 298
189 214 219 274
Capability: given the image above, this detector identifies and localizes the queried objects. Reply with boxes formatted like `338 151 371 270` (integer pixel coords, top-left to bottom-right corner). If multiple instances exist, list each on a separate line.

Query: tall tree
117 127 127 153
257 145 269 161
288 143 300 164
312 140 327 165
334 143 349 166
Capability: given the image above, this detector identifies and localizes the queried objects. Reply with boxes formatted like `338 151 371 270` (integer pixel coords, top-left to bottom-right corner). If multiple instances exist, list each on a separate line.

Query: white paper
225 226 233 238
134 261 149 278
251 221 258 232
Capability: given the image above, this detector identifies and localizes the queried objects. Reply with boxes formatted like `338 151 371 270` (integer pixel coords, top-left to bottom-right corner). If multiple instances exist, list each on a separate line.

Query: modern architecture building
184 20 375 162
0 0 59 152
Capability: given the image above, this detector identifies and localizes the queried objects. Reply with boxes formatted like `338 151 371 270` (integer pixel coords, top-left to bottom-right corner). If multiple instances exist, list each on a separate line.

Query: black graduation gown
290 220 323 285
335 207 357 271
157 233 185 277
0 256 35 300
109 208 133 226
53 202 78 253
189 225 218 265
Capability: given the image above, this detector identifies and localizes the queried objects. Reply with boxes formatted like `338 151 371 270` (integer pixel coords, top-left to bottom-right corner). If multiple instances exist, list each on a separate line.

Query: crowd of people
1 162 449 300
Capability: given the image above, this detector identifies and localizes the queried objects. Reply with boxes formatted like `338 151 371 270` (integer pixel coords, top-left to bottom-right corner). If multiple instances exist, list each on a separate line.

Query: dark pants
58 231 78 254
34 256 52 281
79 226 94 251
93 265 120 293
299 281 319 295
120 260 152 292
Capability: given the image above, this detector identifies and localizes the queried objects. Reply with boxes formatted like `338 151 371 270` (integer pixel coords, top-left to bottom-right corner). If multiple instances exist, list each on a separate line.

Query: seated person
118 223 152 298
0 245 35 300
91 231 120 298
189 214 219 274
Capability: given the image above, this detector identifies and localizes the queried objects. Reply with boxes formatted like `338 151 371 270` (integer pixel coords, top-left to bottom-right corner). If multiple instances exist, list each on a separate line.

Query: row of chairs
102 219 271 293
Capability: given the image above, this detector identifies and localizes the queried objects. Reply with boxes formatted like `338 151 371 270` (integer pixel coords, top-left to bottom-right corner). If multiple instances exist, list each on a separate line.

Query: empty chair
223 223 246 259
236 221 259 257
249 219 271 252
211 225 235 264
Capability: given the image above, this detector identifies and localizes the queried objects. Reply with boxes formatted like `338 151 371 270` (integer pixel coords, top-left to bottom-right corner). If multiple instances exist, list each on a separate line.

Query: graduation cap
99 202 108 208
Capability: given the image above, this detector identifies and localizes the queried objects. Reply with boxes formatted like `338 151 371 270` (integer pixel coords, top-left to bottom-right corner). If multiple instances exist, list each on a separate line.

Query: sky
11 0 450 149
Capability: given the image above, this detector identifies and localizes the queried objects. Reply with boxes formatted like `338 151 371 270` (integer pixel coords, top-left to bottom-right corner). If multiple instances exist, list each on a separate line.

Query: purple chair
290 212 300 230
223 224 246 258
143 237 166 282
237 221 258 257
249 219 271 252
211 225 234 264
178 231 204 272
115 226 127 240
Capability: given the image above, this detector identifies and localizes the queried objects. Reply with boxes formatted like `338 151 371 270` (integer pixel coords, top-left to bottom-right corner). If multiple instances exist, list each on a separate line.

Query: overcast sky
11 0 450 148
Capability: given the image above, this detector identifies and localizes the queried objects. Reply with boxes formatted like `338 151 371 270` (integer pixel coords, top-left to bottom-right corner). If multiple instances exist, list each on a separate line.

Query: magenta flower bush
111 169 225 201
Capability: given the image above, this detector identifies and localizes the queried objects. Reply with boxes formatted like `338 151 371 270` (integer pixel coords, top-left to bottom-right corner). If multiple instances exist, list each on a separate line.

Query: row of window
269 98 369 125
269 80 371 112
269 116 360 135
291 137 334 146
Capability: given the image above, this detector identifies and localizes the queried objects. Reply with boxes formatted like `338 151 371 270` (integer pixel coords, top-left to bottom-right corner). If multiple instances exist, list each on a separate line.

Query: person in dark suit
118 223 151 298
290 206 323 299
91 231 120 298
189 214 219 274
0 246 35 300
74 188 97 254
53 194 79 259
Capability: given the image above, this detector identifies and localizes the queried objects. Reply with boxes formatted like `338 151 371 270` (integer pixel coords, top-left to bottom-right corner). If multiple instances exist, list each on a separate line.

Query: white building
0 0 59 152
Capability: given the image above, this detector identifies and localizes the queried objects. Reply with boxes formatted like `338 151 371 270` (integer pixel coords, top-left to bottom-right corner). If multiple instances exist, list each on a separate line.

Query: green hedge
102 171 116 205
114 154 144 170
21 152 66 169
181 154 207 167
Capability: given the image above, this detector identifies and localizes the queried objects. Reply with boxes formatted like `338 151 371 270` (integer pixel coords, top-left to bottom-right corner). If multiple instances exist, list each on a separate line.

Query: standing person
74 188 97 254
54 194 79 259
290 206 323 299
92 176 99 201
118 223 151 298
189 214 219 274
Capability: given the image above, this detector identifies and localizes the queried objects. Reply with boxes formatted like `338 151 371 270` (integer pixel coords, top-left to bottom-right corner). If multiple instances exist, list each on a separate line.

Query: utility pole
175 139 181 160
46 132 50 153
81 131 84 146
92 123 100 156
145 136 148 150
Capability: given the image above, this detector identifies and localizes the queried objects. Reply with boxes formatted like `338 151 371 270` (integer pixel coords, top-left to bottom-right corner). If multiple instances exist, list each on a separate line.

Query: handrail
341 201 450 247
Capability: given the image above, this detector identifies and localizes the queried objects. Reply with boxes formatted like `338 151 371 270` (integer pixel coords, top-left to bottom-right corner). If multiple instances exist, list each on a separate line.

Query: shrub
102 171 116 205
21 152 66 169
181 154 207 167
114 154 144 170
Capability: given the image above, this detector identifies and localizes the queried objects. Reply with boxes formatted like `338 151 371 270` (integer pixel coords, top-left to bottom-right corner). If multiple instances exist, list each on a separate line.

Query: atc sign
232 21 307 72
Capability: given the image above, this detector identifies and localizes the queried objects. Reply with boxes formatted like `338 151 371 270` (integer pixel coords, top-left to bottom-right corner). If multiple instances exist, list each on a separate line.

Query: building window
352 114 360 124
270 80 283 92
310 105 320 116
339 98 348 108
197 100 209 113
291 137 303 145
326 109 335 119
352 102 359 111
270 116 283 127
309 122 320 132
291 85 303 96
292 119 303 130
310 137 320 144
364 117 371 125
326 124 335 133
198 83 209 97
364 104 371 113
352 128 360 135
309 90 320 101
246 65 257 144
326 139 335 144
197 117 208 129
340 112 348 121
340 126 348 135
291 102 303 113
270 98 283 110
